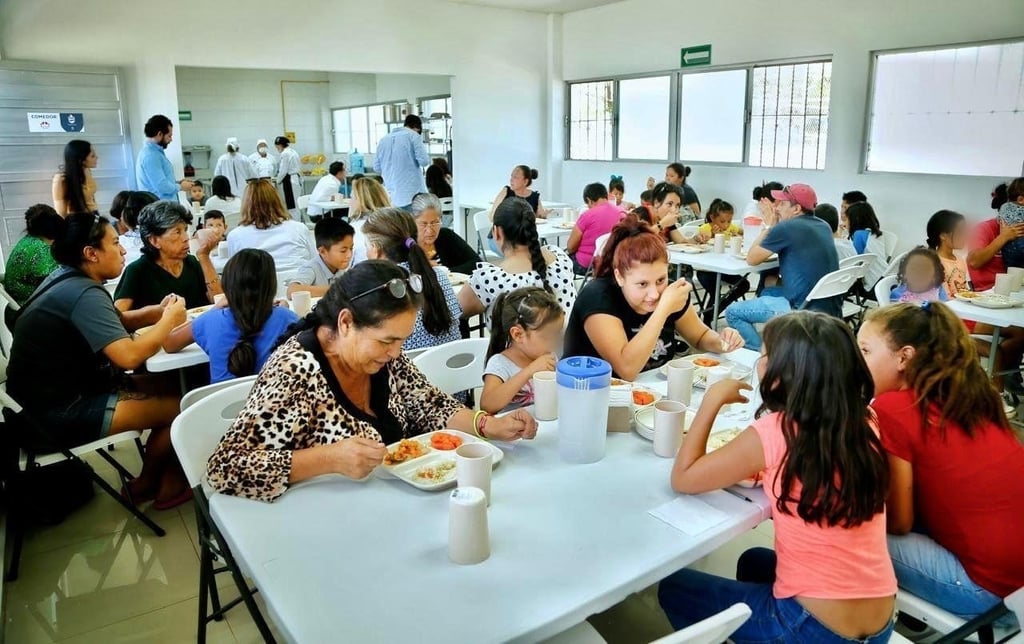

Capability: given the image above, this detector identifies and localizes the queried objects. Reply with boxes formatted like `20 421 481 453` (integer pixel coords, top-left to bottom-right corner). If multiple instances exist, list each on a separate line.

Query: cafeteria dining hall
0 0 1023 642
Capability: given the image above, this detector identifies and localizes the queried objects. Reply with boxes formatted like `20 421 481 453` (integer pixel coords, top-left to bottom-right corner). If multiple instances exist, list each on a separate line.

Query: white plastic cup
713 233 726 254
653 400 686 458
291 291 312 317
729 236 743 255
213 293 227 307
191 201 202 217
456 443 493 505
1007 267 1024 292
532 370 558 421
448 486 490 565
994 273 1014 297
188 238 201 255
666 359 694 406
217 241 229 258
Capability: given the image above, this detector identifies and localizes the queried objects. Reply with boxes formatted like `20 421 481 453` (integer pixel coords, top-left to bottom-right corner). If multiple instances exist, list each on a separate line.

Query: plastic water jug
556 356 611 463
742 216 763 250
349 149 365 175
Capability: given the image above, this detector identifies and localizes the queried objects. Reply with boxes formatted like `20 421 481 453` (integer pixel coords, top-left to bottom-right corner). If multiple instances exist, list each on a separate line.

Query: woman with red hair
564 215 744 380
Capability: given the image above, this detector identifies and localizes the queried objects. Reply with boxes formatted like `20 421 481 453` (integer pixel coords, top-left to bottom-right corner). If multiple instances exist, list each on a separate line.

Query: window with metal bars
567 80 615 160
748 60 831 170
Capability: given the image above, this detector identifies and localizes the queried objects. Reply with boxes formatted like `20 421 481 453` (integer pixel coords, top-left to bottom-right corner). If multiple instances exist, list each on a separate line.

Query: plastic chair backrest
649 603 752 644
803 266 862 306
473 209 495 256
593 233 611 264
297 194 311 210
413 338 489 396
1005 586 1024 627
276 270 298 299
181 375 258 412
881 229 899 261
171 379 255 489
874 275 898 304
679 221 701 240
839 253 878 281
177 190 191 208
439 197 455 215
0 297 14 360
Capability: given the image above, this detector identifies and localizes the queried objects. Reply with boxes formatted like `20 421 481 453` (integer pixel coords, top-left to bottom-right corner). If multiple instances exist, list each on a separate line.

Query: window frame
861 37 1024 178
331 95 452 154
564 55 833 170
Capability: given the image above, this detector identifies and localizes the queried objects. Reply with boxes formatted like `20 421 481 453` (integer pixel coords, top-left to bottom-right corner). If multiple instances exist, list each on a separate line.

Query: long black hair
493 197 551 293
486 287 563 361
281 260 423 341
925 209 965 250
752 181 783 201
222 249 277 377
846 202 882 238
758 311 888 528
425 165 452 198
212 175 234 199
61 140 93 214
51 213 112 267
121 191 158 230
363 207 453 336
704 198 733 225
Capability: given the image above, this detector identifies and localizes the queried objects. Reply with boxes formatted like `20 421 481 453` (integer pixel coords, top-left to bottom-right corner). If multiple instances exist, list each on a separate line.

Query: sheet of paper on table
648 495 729 536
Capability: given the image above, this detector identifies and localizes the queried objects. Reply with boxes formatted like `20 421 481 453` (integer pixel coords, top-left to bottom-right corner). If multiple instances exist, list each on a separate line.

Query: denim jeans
659 566 895 644
887 532 1012 625
724 287 792 350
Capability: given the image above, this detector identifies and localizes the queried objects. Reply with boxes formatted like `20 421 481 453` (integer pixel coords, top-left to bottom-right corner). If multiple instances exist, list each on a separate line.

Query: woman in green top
3 204 63 304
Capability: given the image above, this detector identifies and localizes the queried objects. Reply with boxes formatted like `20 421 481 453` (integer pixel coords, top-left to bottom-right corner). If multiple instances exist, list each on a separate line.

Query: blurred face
840 211 849 232
840 200 850 216
775 200 801 221
415 208 442 246
903 254 939 294
337 308 417 374
155 127 173 148
189 185 205 201
947 219 968 250
258 145 268 157
614 261 670 314
857 321 912 395
84 146 98 169
654 193 682 219
509 168 528 191
205 218 226 238
320 237 353 272
511 314 564 360
275 144 284 153
609 188 624 204
664 167 683 186
85 224 126 280
150 221 190 261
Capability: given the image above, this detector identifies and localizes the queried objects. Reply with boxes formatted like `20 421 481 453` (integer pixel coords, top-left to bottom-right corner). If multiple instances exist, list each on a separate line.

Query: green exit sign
680 44 712 67
178 110 192 122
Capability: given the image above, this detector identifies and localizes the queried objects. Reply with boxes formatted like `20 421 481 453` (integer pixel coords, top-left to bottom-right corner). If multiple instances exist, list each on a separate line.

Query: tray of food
658 354 751 388
555 221 576 230
375 430 503 491
956 292 1023 309
187 305 213 320
668 243 708 254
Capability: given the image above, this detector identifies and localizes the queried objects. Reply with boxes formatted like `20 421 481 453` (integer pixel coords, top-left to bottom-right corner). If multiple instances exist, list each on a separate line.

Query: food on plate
430 433 464 450
383 438 426 465
957 291 979 299
706 428 744 451
610 378 629 387
632 389 656 406
415 461 456 481
693 357 720 368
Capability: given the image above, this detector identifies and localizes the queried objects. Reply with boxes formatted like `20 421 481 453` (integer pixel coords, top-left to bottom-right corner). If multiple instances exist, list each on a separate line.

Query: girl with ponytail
860 302 1024 619
460 197 576 325
163 249 299 383
363 207 460 350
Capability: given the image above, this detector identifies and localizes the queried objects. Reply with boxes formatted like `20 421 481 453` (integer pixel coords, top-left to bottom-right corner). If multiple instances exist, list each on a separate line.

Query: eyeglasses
349 274 423 301
417 220 442 230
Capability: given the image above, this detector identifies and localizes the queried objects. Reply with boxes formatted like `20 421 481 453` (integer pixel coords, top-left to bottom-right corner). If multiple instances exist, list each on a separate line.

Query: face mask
258 146 267 155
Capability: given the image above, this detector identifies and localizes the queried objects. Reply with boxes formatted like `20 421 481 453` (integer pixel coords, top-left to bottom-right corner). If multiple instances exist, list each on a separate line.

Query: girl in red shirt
860 302 1024 621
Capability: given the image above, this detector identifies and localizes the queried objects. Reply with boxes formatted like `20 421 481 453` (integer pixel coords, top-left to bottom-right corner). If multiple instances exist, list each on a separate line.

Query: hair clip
920 300 931 311
610 174 622 181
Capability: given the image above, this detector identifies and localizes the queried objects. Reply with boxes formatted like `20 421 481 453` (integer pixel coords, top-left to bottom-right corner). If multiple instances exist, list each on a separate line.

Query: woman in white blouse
226 179 315 272
274 136 302 220
459 197 576 326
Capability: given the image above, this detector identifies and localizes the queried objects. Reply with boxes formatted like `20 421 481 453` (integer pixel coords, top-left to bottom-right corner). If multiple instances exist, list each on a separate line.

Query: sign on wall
178 110 192 121
680 44 712 68
26 112 85 133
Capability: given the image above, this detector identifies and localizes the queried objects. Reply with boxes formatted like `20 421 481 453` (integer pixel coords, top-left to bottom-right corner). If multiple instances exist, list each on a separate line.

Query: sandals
153 487 193 511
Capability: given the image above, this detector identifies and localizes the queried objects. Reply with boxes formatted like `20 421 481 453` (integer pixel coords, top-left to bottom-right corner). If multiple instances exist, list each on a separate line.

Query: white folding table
669 250 780 330
945 297 1024 374
209 349 770 644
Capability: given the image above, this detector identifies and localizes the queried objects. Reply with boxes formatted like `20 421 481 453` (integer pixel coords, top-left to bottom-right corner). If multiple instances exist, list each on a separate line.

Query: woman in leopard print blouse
207 260 538 502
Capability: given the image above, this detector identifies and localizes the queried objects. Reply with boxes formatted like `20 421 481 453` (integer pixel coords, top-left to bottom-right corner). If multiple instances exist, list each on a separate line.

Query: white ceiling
448 0 623 13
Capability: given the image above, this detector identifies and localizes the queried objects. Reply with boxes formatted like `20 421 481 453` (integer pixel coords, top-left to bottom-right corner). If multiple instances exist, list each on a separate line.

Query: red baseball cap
770 184 817 212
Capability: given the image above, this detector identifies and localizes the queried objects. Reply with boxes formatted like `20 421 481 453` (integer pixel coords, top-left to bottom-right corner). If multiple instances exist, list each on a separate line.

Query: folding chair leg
5 509 25 582
88 468 165 537
197 539 214 644
95 448 138 483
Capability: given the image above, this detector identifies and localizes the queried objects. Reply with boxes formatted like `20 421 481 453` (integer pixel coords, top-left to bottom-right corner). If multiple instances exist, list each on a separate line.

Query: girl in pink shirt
660 311 896 643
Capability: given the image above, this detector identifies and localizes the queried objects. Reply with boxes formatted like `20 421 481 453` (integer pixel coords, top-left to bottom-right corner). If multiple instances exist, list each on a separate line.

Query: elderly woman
207 261 538 502
3 204 63 304
410 192 479 275
564 215 744 380
114 200 222 328
226 179 316 271
7 213 191 508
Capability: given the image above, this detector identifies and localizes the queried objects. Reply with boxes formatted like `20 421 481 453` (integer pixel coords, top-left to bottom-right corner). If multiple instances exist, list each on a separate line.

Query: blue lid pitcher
556 356 611 464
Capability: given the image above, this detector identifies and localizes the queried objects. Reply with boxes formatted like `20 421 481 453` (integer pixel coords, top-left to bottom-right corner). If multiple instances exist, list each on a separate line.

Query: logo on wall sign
27 112 85 133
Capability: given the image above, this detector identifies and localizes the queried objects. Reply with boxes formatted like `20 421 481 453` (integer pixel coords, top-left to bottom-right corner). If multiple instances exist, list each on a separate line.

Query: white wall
374 73 452 105
175 67 330 163
0 0 553 219
328 72 378 107
559 0 1024 251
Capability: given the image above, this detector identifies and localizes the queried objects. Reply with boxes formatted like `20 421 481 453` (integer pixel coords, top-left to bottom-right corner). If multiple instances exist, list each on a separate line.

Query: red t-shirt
967 218 1005 292
873 389 1024 597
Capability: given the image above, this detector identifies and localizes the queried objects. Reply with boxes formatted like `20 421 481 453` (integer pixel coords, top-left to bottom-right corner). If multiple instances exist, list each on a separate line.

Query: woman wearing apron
274 136 302 220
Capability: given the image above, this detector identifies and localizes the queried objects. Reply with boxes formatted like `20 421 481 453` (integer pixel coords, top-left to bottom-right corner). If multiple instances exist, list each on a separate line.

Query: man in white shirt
307 162 346 218
374 114 429 209
249 139 276 178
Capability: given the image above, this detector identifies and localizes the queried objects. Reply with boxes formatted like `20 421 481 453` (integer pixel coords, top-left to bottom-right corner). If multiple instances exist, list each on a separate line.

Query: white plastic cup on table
292 291 313 318
1007 267 1024 292
729 236 743 255
653 400 686 458
213 293 227 307
713 233 726 254
448 486 490 565
191 201 202 217
217 241 229 258
994 273 1015 297
532 370 558 421
556 356 611 464
666 358 694 406
455 442 493 505
188 238 201 255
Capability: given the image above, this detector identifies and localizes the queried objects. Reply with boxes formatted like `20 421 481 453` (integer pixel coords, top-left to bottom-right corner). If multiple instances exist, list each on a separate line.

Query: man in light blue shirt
374 114 429 209
136 114 192 201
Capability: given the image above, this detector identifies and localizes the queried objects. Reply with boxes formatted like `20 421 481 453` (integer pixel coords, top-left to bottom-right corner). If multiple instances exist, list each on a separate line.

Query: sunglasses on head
350 274 423 301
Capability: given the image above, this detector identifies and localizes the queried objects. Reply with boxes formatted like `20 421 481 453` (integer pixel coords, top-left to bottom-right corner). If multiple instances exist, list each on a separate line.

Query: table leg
712 273 723 331
986 327 1002 376
178 369 188 395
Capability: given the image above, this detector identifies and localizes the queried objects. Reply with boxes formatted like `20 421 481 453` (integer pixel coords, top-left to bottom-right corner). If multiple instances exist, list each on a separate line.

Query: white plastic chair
439 197 455 228
896 588 1021 643
177 190 191 208
413 338 489 395
276 269 298 299
542 602 752 644
180 375 257 413
297 194 311 222
473 209 501 262
679 221 702 240
593 233 610 260
874 275 898 304
802 266 863 310
881 229 899 261
170 379 275 643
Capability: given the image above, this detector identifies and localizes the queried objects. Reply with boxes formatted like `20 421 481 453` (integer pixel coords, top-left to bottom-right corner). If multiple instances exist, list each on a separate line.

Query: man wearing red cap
724 183 840 349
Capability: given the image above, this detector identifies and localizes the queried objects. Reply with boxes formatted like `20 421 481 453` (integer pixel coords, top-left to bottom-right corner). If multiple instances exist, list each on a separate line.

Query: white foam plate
374 430 502 491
